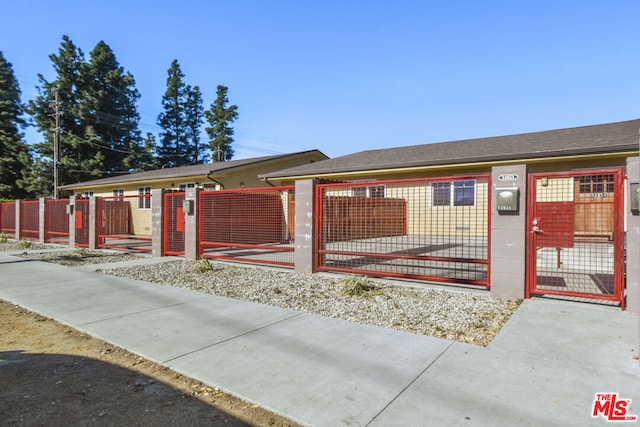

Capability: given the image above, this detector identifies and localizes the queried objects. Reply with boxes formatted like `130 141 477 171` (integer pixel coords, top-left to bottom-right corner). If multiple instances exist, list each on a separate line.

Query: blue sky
2 1 639 160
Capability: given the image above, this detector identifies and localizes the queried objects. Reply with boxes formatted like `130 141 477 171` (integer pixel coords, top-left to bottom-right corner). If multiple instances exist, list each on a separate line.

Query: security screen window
432 182 451 206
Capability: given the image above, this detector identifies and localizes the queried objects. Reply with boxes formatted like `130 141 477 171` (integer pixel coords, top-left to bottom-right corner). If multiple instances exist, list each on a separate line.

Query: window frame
138 186 151 209
432 180 476 207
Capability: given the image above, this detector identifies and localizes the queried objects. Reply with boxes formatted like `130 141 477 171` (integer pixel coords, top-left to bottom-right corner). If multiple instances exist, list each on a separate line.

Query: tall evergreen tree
25 35 86 189
80 41 144 174
204 85 238 162
157 60 191 167
0 51 31 199
185 85 207 164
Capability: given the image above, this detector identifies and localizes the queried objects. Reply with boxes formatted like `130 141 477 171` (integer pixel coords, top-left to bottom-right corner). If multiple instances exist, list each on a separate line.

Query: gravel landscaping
2 241 521 346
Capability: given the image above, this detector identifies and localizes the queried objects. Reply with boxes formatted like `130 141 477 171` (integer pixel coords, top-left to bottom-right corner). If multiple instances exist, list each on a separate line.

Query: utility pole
50 87 60 199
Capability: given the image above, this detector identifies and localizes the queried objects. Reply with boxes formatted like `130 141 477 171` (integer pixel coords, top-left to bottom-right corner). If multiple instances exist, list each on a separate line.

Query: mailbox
182 199 193 215
631 183 639 213
496 187 519 213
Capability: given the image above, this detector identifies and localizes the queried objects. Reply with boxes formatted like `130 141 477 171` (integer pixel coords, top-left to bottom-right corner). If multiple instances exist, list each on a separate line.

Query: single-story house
61 149 328 197
260 119 640 311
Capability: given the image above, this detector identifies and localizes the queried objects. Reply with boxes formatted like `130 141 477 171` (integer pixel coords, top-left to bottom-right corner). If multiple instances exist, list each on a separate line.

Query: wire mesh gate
45 199 70 244
316 176 490 285
74 198 90 247
0 202 16 238
526 169 625 308
20 200 40 240
97 195 152 253
199 187 295 266
164 192 186 256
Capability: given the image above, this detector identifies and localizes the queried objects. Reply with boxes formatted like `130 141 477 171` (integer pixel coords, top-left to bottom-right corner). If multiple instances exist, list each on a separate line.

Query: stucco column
151 189 164 257
14 199 21 240
294 179 316 274
38 197 46 243
626 157 640 314
68 196 76 248
184 188 199 261
88 197 97 250
490 165 528 300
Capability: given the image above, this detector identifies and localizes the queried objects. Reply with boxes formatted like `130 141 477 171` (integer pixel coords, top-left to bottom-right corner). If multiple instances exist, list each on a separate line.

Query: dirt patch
0 300 299 426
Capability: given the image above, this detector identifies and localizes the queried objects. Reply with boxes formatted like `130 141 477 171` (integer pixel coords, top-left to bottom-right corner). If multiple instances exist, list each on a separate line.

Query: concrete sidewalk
0 251 638 426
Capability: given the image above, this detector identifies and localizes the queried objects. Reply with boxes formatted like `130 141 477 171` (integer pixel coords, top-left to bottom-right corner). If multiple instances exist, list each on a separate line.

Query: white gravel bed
104 259 520 346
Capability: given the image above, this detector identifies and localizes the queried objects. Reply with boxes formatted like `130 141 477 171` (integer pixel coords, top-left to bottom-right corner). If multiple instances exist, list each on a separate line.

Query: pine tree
80 41 143 174
185 85 207 164
25 35 86 188
204 85 238 162
157 60 191 167
0 51 31 199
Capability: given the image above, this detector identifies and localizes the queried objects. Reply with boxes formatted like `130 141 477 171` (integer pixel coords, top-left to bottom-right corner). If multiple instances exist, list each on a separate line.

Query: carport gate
316 176 491 285
198 187 295 266
97 195 152 253
526 169 625 308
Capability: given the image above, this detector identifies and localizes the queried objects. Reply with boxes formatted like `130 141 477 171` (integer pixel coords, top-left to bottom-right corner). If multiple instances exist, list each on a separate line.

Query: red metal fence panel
20 200 40 240
526 169 625 308
199 187 295 266
45 199 70 244
97 195 152 253
0 202 16 238
164 192 185 256
316 176 490 286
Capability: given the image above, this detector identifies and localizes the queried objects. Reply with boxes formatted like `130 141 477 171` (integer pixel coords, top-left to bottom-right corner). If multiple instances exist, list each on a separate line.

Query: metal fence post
14 199 21 240
184 187 198 260
39 197 46 243
88 197 97 250
294 179 316 274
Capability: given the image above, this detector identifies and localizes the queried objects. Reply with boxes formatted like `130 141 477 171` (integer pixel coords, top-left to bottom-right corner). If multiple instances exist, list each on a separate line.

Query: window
178 183 196 192
138 186 151 209
112 188 124 198
81 191 94 198
350 185 385 198
577 175 615 194
453 180 475 206
432 180 476 206
432 182 451 206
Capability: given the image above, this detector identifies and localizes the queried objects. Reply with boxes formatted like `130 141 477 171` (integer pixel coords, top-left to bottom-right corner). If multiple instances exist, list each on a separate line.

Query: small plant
192 257 215 273
14 240 34 249
340 274 378 297
0 232 7 244
70 248 88 258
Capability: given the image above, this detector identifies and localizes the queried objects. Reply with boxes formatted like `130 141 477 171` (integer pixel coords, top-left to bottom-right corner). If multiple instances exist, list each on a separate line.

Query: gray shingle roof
261 119 640 179
60 150 325 189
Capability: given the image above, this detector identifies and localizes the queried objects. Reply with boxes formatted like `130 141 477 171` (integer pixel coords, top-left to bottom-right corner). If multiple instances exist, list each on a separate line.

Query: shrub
340 274 379 297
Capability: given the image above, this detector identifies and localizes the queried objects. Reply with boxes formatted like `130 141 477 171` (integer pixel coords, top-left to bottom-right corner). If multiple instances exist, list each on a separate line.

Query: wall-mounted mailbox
182 199 193 215
631 183 640 213
496 187 519 213
66 204 74 215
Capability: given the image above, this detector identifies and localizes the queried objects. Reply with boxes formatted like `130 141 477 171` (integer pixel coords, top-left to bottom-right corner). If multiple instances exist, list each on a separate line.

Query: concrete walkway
0 251 638 426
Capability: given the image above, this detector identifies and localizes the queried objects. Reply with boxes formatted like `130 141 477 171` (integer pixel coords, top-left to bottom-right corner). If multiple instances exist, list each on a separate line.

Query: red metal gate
199 187 295 266
74 198 90 247
45 199 70 244
526 169 625 308
0 202 16 238
316 176 491 285
164 192 186 256
20 200 40 240
97 195 152 253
